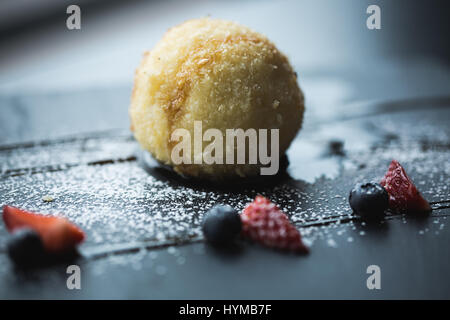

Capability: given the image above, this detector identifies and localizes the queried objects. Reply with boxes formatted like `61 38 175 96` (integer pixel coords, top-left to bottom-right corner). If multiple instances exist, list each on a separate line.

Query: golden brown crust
129 18 304 180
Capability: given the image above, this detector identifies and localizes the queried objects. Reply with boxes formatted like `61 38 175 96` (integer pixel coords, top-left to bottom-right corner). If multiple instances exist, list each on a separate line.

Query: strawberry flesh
2 206 85 253
380 160 431 214
241 196 308 253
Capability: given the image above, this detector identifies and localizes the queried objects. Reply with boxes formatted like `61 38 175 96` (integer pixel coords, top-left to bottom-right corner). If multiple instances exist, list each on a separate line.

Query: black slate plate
0 84 449 299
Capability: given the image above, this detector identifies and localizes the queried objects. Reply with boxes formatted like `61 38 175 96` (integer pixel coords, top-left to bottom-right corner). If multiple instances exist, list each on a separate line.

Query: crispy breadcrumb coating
130 18 304 180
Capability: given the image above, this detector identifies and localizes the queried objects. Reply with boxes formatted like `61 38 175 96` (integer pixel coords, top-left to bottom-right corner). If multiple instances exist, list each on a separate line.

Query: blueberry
7 228 46 266
349 182 389 220
202 205 242 245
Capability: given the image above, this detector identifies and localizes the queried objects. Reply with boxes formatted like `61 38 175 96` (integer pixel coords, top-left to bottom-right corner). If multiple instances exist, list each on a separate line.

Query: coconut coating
130 18 304 180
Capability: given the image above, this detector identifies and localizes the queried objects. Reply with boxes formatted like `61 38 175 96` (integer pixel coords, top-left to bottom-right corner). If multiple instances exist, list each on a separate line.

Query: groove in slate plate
0 103 449 255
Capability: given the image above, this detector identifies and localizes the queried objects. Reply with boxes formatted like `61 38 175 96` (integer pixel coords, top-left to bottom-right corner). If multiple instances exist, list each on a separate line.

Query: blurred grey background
0 0 448 93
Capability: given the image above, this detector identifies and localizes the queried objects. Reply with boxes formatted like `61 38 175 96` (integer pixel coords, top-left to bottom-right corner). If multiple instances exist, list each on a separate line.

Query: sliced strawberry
241 196 308 253
380 160 431 214
2 206 85 253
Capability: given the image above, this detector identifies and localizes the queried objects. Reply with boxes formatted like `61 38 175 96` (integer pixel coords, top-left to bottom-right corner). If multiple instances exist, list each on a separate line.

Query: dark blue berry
202 205 242 245
349 182 389 220
7 228 46 266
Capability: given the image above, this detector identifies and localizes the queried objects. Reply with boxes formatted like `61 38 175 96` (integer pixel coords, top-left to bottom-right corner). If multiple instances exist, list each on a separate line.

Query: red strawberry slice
2 206 85 253
241 196 308 253
380 160 431 214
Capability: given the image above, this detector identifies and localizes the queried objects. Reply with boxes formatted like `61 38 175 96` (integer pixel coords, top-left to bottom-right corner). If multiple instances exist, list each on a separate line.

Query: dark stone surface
0 73 449 298
2 216 450 299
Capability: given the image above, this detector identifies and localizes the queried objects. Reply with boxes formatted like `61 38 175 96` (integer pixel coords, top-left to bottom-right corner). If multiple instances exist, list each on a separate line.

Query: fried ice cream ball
130 18 304 180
